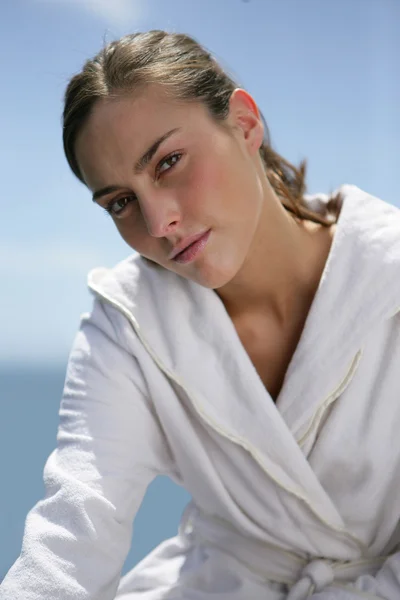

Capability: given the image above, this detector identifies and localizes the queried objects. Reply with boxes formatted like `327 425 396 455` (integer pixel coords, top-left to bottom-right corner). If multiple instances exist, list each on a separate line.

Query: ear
228 88 264 155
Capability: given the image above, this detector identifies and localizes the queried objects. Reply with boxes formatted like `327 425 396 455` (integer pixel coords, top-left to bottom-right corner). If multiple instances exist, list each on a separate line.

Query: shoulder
85 252 207 346
88 252 186 301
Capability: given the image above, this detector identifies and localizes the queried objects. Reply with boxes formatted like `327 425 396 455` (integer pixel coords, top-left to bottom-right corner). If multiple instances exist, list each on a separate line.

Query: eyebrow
92 127 181 202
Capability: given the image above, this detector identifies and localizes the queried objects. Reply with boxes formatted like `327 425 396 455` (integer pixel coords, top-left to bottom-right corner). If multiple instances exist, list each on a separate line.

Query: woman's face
75 85 266 289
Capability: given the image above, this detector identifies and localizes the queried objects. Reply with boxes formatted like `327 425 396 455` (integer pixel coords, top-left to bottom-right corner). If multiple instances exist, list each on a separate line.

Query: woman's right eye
104 195 135 218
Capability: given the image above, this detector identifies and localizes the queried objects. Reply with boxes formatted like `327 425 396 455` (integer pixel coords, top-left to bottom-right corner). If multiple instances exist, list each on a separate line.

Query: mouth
172 229 211 265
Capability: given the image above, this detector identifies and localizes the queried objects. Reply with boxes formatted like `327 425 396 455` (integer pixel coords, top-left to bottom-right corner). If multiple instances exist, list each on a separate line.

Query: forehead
75 86 210 188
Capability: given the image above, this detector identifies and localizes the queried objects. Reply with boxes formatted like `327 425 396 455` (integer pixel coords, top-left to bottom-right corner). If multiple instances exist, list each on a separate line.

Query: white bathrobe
3 184 400 600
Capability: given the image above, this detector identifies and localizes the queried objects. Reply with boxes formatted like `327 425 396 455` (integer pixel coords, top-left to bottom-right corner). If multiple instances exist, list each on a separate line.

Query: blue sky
1 0 400 365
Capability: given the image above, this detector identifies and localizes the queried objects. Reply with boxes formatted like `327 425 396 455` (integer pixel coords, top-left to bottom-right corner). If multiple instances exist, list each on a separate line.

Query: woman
2 30 400 600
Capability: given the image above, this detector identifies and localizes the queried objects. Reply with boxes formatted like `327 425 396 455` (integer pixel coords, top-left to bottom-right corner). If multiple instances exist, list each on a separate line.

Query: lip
169 229 211 260
171 229 211 264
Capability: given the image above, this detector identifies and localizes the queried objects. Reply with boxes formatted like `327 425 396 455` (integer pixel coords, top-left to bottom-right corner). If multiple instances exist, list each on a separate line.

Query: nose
140 190 181 238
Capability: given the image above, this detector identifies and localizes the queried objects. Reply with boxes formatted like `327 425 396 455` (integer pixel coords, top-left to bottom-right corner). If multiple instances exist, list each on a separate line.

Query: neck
215 189 335 328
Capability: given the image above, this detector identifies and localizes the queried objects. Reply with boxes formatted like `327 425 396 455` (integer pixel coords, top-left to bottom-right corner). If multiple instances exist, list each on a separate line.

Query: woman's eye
106 196 135 217
102 153 182 218
157 152 182 176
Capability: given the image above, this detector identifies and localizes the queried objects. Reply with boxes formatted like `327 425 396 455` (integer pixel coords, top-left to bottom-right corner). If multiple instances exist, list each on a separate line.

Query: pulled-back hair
63 30 339 226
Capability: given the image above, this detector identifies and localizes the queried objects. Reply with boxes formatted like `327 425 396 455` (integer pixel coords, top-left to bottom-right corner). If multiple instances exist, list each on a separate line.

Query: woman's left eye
157 152 182 176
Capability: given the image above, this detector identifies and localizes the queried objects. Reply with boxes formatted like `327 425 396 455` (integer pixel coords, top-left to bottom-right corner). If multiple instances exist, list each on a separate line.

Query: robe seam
297 349 363 448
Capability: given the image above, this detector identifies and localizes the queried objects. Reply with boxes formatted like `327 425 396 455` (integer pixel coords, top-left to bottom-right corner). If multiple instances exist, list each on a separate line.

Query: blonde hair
63 30 340 226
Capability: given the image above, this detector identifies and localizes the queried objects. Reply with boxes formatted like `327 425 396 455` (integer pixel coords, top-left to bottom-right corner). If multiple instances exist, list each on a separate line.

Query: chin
185 261 240 291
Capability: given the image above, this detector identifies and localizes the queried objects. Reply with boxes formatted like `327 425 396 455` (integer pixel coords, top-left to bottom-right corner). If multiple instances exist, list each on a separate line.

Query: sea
0 364 191 582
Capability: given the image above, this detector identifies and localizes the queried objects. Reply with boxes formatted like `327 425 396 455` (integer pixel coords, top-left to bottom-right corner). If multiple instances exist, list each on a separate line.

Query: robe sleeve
0 298 174 600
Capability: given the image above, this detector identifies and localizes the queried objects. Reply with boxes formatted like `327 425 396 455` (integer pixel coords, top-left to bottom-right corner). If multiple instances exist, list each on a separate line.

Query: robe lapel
89 251 347 529
277 185 400 441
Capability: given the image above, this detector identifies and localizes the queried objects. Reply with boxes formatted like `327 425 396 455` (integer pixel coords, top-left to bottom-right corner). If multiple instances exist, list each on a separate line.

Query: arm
0 299 173 600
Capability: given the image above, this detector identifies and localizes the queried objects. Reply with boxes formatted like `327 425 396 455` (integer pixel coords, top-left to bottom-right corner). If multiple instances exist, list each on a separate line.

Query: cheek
114 216 147 250
115 215 167 262
187 153 232 212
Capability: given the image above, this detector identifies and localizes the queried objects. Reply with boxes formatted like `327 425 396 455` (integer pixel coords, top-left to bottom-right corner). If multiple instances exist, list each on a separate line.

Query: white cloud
0 241 121 279
79 0 144 28
0 240 129 364
40 0 144 29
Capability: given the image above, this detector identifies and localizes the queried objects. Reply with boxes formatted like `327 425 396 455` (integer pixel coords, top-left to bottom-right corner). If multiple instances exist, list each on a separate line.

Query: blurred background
1 0 399 582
